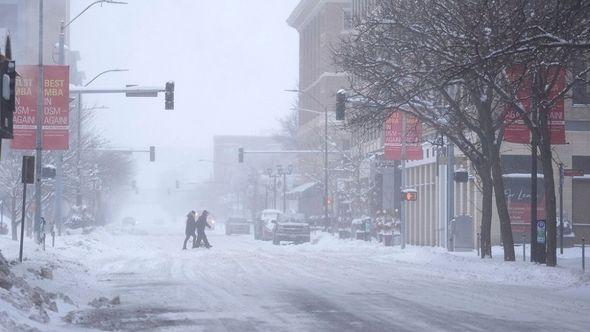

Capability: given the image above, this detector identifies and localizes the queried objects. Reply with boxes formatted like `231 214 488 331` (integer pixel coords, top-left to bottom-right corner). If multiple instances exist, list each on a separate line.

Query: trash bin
451 215 474 251
339 229 351 239
383 234 393 246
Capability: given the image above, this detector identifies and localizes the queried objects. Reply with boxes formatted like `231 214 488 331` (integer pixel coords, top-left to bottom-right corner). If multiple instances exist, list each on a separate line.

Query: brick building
289 0 590 247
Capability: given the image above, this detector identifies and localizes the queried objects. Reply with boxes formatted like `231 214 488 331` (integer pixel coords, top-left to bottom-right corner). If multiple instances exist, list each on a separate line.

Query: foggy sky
69 0 299 183
70 0 298 147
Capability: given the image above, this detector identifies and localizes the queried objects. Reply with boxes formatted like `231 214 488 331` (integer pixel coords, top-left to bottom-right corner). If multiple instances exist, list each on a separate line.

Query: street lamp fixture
51 0 127 237
63 1 127 32
285 89 330 230
277 164 293 213
75 68 129 206
84 69 129 87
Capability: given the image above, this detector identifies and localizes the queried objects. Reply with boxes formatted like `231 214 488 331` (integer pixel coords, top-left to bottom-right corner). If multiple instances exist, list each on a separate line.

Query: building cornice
287 0 349 31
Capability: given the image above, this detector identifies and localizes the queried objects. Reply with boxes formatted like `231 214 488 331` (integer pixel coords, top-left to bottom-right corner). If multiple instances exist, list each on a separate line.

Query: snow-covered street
3 217 590 331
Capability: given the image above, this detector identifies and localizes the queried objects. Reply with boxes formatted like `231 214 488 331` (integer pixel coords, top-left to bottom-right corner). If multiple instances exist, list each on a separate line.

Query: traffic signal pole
400 112 407 249
559 163 564 255
54 20 66 236
34 0 45 244
324 101 330 234
447 142 454 251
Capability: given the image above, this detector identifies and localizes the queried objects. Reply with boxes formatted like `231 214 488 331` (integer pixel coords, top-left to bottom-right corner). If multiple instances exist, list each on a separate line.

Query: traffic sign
564 169 584 177
401 189 417 201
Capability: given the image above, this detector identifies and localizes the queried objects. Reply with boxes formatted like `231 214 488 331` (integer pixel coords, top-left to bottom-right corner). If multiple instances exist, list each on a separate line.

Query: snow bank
291 233 589 289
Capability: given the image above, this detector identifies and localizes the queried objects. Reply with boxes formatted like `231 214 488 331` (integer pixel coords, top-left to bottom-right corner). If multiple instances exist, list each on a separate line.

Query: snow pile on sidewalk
0 231 110 332
0 250 67 332
296 233 589 289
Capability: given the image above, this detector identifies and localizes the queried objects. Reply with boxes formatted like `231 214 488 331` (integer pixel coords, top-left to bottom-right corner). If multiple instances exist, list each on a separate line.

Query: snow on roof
503 173 545 179
352 216 371 224
286 181 318 195
261 209 283 214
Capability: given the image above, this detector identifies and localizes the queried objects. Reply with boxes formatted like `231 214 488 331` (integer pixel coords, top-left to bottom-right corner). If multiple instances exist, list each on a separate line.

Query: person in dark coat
195 210 212 248
182 210 197 250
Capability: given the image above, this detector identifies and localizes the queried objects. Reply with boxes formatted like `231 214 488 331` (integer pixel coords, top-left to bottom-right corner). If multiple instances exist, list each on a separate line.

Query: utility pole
54 20 66 236
76 93 82 206
273 175 277 209
57 0 128 227
34 0 45 244
283 172 287 213
447 142 455 251
559 163 564 255
324 99 329 232
400 112 407 249
531 74 539 263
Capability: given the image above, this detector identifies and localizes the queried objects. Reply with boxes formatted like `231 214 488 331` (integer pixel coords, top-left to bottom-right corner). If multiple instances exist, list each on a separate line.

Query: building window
343 8 353 30
573 60 590 105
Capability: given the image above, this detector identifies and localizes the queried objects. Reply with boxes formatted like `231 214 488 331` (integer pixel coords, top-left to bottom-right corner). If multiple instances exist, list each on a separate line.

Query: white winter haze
70 0 299 183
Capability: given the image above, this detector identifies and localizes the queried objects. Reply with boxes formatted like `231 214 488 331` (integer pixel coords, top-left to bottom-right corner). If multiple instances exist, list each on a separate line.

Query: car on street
255 209 283 241
272 213 311 245
121 217 137 226
254 209 311 244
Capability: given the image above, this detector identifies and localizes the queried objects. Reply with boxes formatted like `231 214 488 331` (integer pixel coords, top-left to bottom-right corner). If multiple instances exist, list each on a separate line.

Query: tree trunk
480 172 493 258
490 144 516 261
539 114 557 267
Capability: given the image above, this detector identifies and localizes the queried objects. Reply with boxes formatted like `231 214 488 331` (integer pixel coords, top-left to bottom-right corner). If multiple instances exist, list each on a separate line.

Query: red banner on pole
12 65 69 150
503 65 566 145
504 65 531 144
384 111 423 160
546 66 566 145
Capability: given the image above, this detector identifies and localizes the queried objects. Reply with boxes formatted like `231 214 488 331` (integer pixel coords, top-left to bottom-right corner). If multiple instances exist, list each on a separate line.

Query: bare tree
337 0 590 263
466 0 590 266
0 106 135 236
336 0 519 259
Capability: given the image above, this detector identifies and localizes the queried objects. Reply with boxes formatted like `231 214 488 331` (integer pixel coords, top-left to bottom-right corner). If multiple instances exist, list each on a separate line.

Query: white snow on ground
1 212 589 331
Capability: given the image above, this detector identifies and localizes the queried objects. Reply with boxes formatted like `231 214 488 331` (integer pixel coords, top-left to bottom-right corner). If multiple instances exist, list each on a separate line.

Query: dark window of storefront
501 155 543 174
572 156 590 230
572 60 590 105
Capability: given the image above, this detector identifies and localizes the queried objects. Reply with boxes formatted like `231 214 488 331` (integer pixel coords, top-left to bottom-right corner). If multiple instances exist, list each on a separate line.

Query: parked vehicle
254 210 311 244
255 209 283 241
225 217 250 235
121 217 137 226
272 214 311 245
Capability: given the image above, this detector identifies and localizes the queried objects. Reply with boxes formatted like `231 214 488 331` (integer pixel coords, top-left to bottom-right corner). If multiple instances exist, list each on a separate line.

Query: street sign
564 169 584 177
21 156 35 184
536 220 546 244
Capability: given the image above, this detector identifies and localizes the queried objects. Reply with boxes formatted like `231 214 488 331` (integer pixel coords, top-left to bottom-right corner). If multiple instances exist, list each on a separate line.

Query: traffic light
238 147 244 163
149 146 155 162
0 35 16 139
401 189 417 201
175 180 180 189
131 180 138 194
335 89 346 121
165 81 174 110
454 170 468 183
22 156 35 184
326 197 333 206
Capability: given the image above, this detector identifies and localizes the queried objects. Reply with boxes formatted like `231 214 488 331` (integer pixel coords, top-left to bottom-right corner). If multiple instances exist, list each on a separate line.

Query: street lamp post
54 0 126 235
285 89 329 230
33 0 45 243
276 164 293 213
75 69 128 207
266 168 280 210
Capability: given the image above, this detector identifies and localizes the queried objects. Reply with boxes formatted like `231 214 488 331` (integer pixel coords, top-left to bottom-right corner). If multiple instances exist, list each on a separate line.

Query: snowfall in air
0 204 589 331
